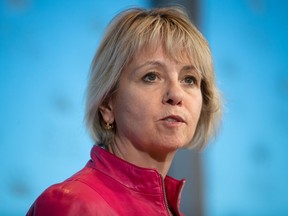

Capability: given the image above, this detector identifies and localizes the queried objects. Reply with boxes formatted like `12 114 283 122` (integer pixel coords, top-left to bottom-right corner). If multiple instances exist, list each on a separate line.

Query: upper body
27 7 221 215
27 146 185 216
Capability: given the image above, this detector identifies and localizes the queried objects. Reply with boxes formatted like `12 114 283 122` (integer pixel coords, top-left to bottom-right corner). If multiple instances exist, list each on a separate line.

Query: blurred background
1 0 288 215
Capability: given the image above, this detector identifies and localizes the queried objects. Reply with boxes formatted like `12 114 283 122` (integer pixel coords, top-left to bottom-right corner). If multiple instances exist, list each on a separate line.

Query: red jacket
27 146 185 216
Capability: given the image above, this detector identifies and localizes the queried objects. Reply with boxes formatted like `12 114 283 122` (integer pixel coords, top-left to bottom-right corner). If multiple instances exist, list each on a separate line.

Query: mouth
161 115 186 123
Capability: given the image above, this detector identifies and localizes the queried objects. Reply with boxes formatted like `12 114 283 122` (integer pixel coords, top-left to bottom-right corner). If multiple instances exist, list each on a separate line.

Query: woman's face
101 45 202 154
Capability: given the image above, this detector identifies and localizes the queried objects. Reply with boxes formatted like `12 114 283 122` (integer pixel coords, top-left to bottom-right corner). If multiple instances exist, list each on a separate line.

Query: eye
142 72 158 83
183 75 197 86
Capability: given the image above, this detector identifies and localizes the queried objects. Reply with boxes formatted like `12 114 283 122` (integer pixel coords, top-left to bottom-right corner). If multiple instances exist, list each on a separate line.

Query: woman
27 7 221 216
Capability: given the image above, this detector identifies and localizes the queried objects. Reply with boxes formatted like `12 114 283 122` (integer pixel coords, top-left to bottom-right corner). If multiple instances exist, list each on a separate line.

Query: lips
161 115 185 123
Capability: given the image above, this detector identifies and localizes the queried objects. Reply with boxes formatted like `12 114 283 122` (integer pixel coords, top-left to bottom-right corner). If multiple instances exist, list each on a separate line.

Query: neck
108 137 177 177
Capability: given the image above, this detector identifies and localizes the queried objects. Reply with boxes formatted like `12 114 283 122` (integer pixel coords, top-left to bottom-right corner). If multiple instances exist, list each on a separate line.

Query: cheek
197 95 203 118
189 93 203 122
113 89 147 124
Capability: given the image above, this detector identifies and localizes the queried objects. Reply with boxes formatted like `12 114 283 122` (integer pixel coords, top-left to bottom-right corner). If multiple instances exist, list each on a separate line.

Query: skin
100 44 202 177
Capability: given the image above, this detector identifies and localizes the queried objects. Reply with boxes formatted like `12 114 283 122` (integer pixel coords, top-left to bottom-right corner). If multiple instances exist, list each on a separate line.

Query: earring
104 122 113 130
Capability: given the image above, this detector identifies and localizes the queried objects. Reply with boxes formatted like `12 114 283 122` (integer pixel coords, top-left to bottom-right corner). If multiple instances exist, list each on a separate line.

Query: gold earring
105 122 113 130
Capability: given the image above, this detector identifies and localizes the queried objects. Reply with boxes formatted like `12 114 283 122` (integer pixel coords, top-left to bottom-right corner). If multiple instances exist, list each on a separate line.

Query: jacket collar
87 145 185 214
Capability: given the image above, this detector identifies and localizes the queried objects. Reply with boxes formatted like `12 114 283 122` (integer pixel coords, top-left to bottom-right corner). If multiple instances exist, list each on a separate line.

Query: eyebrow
133 60 201 78
134 61 165 71
182 65 196 72
181 65 202 79
135 60 197 71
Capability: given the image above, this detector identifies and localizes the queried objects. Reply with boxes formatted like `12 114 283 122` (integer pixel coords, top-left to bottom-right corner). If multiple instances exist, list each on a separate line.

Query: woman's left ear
99 99 114 123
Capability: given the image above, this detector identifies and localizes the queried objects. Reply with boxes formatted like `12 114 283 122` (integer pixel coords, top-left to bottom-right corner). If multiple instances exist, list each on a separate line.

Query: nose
162 81 183 106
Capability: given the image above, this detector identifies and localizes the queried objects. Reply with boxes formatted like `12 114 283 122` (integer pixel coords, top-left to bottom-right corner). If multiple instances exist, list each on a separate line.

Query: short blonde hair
85 7 222 149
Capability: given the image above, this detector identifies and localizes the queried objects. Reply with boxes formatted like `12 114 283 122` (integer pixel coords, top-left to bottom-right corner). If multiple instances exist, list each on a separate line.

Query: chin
158 142 185 152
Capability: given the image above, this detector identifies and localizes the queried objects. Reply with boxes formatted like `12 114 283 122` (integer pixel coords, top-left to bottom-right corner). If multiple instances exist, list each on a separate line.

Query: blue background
202 0 288 215
1 0 288 215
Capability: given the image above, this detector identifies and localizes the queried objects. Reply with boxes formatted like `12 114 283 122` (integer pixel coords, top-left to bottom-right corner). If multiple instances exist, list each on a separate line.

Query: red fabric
26 146 186 216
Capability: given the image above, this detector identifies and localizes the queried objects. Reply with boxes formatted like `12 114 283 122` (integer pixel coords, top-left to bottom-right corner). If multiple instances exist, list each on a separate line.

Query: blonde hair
85 7 222 149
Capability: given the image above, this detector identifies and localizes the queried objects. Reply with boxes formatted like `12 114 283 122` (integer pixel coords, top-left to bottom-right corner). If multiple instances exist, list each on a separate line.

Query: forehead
131 43 193 66
122 44 202 81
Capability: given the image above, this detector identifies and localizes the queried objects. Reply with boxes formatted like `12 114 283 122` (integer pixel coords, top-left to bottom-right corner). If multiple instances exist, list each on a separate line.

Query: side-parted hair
85 7 222 149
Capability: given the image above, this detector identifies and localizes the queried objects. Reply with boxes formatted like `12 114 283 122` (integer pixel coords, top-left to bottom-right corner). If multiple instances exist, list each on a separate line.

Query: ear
99 99 114 124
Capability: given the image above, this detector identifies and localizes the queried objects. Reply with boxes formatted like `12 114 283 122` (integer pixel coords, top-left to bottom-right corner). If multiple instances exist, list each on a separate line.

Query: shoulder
27 177 115 216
